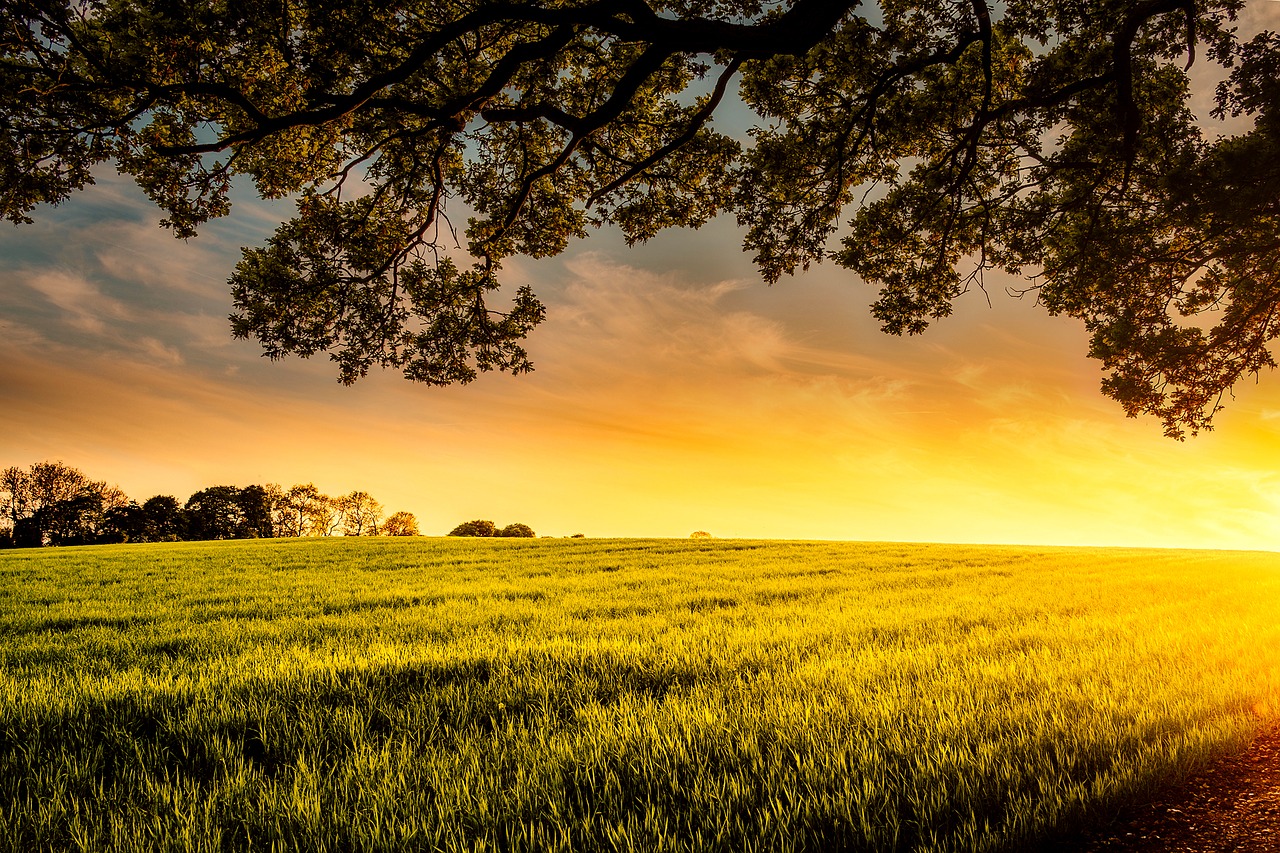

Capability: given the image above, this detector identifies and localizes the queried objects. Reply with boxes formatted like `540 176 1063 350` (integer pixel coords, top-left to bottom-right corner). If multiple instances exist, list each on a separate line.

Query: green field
2 538 1280 852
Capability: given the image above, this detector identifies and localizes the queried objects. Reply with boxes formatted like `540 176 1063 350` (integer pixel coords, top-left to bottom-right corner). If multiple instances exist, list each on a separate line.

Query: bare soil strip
1049 727 1280 851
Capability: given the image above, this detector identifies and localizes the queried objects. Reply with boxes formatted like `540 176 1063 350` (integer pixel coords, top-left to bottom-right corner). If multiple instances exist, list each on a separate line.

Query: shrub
496 523 535 538
449 519 496 537
690 530 712 539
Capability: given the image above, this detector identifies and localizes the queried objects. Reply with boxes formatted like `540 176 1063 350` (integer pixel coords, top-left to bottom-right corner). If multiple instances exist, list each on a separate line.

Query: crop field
2 538 1280 852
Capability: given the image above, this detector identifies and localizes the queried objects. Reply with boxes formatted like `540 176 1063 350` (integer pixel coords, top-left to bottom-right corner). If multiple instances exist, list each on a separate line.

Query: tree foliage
0 461 420 547
275 483 333 537
449 519 497 537
98 495 187 544
0 461 125 547
141 495 185 541
382 511 420 536
182 484 280 539
497 522 536 538
337 490 384 535
183 486 247 541
5 1 1278 435
238 485 276 538
39 492 106 546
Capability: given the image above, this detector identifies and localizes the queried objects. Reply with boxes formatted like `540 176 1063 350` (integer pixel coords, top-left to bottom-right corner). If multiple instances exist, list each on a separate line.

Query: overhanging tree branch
1 0 1272 436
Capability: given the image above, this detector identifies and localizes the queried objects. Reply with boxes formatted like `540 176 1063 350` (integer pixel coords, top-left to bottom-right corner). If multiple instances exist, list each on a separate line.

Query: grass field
2 537 1280 852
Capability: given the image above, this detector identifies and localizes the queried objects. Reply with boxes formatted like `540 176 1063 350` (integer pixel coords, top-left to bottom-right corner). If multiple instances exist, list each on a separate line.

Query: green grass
2 537 1280 852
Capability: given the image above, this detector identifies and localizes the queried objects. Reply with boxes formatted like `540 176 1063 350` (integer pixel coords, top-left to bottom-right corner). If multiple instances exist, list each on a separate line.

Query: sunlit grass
2 537 1279 851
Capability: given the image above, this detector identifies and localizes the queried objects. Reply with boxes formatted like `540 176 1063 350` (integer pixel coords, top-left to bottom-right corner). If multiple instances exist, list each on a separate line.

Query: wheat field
2 537 1280 852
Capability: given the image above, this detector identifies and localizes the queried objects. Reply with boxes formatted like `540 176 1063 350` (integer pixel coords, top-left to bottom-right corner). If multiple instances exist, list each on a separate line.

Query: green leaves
4 1 1279 434
397 259 546 385
229 193 546 386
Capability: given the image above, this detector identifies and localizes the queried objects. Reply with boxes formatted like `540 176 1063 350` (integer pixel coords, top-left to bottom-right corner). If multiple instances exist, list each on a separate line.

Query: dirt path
1046 728 1280 851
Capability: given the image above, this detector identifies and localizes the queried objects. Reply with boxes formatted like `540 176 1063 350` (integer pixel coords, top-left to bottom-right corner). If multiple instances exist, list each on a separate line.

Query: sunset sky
3 3 1280 550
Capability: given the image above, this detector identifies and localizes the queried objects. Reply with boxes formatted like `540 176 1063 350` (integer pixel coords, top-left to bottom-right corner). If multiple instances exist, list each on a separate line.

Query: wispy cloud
20 269 127 335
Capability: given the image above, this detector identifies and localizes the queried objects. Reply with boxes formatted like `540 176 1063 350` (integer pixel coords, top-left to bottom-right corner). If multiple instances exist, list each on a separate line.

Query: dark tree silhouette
102 501 147 544
1 461 125 547
102 495 187 543
4 1 1277 436
184 486 245 541
497 523 536 538
40 493 108 546
142 495 185 542
449 520 497 537
3 461 95 538
237 485 276 538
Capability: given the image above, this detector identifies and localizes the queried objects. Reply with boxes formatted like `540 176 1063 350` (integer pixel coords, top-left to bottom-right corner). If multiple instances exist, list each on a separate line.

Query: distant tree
338 491 383 536
570 533 585 539
0 466 26 536
14 461 89 514
184 486 244 540
449 520 496 537
272 490 301 538
2 461 93 544
93 493 195 543
40 492 107 546
98 484 129 514
101 501 147 543
690 531 712 539
497 523 536 538
1 462 125 546
311 493 344 537
382 511 419 537
273 483 330 537
31 461 97 506
237 485 275 538
142 496 184 542
86 485 130 543
262 482 289 535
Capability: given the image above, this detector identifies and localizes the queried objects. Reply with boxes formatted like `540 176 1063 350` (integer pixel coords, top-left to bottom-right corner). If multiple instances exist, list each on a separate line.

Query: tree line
0 461 419 548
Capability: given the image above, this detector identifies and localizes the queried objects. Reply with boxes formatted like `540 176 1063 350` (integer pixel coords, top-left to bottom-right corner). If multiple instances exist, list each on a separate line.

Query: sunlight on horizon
3 0 1280 551
6 231 1280 550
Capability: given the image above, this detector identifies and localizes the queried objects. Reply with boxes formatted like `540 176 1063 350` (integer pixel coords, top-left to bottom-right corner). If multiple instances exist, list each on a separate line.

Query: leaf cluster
4 0 1277 434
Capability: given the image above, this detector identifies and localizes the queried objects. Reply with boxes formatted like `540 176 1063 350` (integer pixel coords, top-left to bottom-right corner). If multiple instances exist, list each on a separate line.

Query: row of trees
0 461 419 548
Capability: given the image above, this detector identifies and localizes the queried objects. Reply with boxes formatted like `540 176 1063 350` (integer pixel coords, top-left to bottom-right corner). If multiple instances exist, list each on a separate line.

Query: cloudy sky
4 3 1280 549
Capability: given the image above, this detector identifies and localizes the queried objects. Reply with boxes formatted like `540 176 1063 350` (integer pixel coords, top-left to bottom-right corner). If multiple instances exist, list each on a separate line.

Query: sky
3 3 1280 550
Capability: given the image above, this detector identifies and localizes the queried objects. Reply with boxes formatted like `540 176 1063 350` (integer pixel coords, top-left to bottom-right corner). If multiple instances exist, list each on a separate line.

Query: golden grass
2 537 1279 851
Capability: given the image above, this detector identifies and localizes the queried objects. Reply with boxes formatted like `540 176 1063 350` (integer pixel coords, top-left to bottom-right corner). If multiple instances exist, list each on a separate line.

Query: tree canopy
1 461 126 546
5 0 1277 436
382 510 420 536
449 519 498 537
